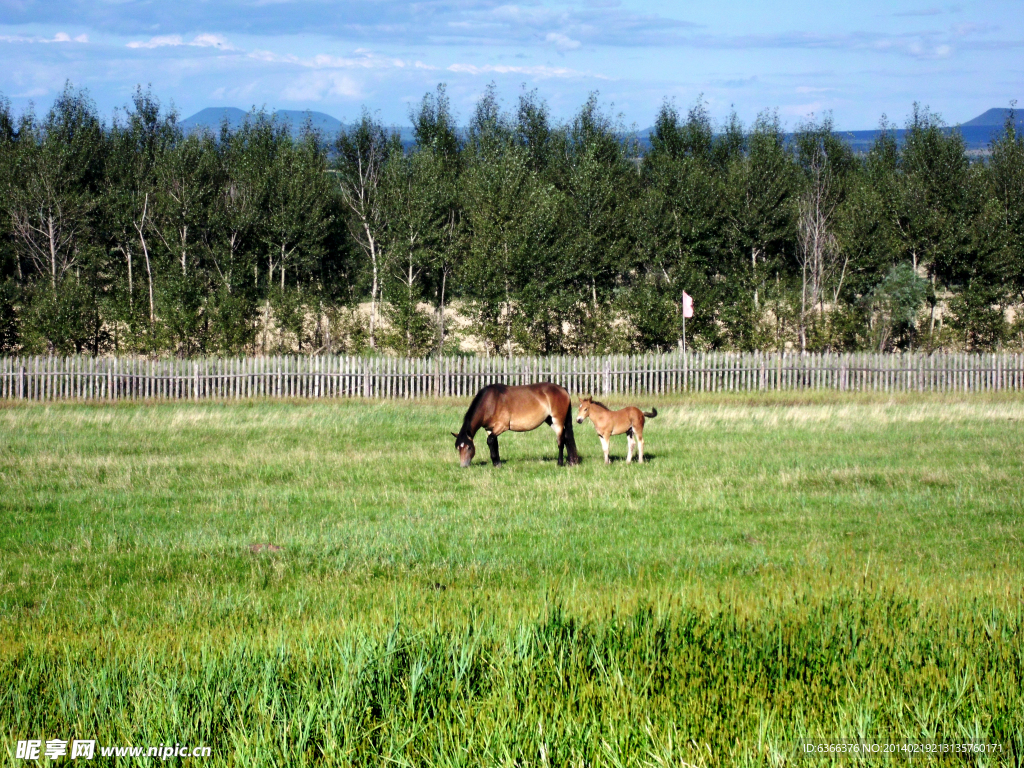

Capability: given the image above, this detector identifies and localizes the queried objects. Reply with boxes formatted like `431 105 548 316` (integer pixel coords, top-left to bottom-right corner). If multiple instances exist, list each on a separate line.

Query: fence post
18 364 25 400
193 362 199 401
603 357 610 395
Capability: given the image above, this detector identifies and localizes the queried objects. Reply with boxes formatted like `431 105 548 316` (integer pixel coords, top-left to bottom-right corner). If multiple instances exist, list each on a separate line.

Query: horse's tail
563 402 581 465
644 407 658 419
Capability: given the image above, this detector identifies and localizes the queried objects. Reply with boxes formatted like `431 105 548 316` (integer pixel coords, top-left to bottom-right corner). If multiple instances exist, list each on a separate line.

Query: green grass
1 393 1023 765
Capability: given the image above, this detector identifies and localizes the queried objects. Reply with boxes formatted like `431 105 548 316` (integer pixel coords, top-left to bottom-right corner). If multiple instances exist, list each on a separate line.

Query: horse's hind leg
553 421 565 466
486 433 501 466
625 428 635 463
548 416 564 465
636 428 644 464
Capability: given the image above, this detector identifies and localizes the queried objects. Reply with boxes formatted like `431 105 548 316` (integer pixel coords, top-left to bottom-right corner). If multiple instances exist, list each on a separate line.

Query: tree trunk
47 214 57 290
180 225 187 276
752 247 759 311
504 244 512 358
438 269 446 356
136 194 155 325
800 261 807 353
365 223 378 349
126 244 134 311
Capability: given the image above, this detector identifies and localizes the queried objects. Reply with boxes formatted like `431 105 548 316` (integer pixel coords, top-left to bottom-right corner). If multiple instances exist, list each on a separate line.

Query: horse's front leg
486 433 502 466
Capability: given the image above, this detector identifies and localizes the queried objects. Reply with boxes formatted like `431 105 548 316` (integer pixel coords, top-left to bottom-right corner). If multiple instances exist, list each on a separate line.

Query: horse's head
576 396 593 424
452 432 475 467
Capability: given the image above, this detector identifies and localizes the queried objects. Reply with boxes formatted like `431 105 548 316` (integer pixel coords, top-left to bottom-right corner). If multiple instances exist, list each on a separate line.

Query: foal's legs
625 433 635 463
599 433 611 464
486 433 501 466
637 431 645 463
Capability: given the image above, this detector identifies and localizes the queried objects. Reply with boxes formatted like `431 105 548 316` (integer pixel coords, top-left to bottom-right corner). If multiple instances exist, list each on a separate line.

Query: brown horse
453 383 580 467
575 396 657 464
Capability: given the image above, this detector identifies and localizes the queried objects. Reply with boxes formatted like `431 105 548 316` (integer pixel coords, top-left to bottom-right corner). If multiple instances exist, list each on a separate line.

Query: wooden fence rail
1 352 1023 401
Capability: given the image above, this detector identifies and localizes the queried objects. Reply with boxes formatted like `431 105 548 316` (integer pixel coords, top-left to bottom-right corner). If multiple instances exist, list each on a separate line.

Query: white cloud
248 47 422 72
310 52 407 69
447 63 602 79
192 33 233 48
127 35 184 49
282 72 360 101
0 32 88 44
127 34 234 50
545 32 581 51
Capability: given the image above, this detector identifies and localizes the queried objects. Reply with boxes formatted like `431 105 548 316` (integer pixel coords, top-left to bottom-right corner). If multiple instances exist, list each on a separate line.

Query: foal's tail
643 407 658 419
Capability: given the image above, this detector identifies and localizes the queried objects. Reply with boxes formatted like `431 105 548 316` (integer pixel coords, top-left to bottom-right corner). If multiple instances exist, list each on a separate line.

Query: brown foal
575 396 657 464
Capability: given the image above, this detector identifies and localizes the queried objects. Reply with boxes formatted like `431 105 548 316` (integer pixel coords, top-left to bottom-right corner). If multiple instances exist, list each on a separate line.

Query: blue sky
0 0 1021 131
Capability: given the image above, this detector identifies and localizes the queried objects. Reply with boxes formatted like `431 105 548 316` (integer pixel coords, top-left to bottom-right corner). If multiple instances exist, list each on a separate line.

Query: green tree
264 128 334 351
410 85 464 354
863 262 929 351
724 111 798 349
793 115 855 350
460 87 556 354
985 106 1024 347
103 87 179 348
627 99 729 350
150 130 222 354
335 111 400 348
552 94 635 352
8 85 107 353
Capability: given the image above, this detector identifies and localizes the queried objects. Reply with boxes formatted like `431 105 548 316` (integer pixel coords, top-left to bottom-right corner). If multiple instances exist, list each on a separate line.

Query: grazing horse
575 396 657 464
452 383 580 467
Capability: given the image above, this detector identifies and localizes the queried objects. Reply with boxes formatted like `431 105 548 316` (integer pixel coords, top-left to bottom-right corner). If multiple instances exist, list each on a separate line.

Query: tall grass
2 394 1023 764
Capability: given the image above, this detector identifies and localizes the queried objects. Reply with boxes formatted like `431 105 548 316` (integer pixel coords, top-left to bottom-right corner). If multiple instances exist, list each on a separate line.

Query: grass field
2 393 1023 765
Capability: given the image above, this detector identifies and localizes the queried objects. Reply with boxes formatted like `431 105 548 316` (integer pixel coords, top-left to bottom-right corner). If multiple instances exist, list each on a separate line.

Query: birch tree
9 87 102 291
335 111 398 348
794 118 852 351
104 88 177 333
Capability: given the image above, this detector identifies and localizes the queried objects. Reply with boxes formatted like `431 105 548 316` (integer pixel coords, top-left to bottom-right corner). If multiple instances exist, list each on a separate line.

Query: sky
0 0 1021 132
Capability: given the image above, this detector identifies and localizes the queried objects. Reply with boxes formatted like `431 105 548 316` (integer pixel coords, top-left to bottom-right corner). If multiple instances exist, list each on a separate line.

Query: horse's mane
461 386 491 435
588 399 610 410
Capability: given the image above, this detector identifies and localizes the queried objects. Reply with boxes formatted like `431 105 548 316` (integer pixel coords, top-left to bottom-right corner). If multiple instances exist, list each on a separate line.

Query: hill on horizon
180 107 344 136
182 105 1020 152
180 107 416 142
961 107 1023 128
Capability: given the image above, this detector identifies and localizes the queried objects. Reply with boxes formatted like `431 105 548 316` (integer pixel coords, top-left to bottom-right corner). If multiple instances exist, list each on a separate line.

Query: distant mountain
180 107 345 136
834 106 1021 153
961 107 1023 128
179 107 417 144
184 106 1019 152
636 106 1022 153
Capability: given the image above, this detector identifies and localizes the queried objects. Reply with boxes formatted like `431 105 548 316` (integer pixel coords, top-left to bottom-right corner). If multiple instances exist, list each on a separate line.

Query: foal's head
452 432 475 467
576 396 593 424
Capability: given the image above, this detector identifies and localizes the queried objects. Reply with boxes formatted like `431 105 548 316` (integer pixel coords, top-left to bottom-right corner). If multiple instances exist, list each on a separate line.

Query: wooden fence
2 352 1023 402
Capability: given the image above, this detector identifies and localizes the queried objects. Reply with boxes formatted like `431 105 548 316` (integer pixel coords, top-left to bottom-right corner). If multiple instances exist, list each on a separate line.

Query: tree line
1 83 1022 357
